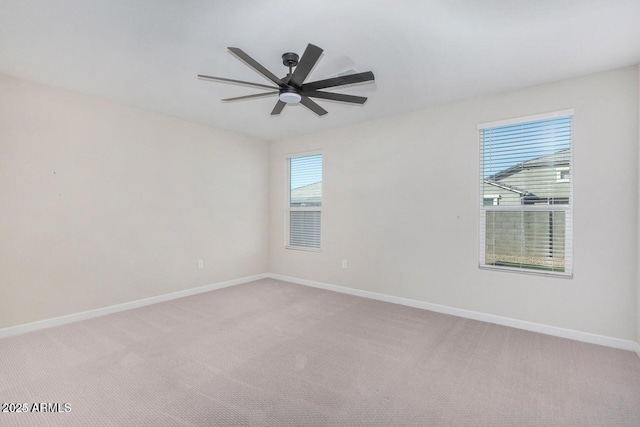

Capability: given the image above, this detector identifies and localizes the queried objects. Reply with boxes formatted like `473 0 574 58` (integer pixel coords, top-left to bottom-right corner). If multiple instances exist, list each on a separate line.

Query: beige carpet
1 278 639 426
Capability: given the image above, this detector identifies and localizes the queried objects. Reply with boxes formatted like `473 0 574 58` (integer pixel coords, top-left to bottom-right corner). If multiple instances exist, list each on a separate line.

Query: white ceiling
1 0 639 141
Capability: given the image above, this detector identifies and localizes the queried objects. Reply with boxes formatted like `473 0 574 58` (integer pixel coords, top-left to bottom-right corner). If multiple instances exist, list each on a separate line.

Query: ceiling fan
197 43 375 116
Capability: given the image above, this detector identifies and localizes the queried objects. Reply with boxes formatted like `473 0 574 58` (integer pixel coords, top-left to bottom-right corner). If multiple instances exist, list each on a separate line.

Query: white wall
3 65 639 345
0 74 269 329
269 65 639 341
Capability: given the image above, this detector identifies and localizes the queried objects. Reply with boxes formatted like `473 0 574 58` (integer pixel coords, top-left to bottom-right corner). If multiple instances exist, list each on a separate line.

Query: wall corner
637 64 640 350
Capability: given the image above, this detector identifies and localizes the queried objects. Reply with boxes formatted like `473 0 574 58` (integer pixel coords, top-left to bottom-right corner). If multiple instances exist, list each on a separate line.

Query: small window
479 111 573 276
287 153 322 250
556 167 570 183
483 195 501 206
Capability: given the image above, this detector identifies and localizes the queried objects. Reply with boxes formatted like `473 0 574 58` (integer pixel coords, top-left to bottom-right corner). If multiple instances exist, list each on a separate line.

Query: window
483 195 502 206
556 167 570 183
287 153 322 250
479 111 573 276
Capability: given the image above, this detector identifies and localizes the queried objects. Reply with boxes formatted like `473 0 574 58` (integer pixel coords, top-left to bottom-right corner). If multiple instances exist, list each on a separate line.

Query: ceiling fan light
279 91 302 104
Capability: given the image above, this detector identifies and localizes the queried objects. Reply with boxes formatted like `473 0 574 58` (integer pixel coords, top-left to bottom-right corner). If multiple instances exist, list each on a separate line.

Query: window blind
479 113 573 276
288 154 322 249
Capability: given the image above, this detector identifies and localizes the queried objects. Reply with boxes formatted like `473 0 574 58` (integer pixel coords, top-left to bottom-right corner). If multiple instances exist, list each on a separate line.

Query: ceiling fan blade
197 75 278 90
300 96 328 116
288 44 323 88
302 71 375 91
304 90 367 104
228 47 284 87
271 100 286 115
222 91 279 102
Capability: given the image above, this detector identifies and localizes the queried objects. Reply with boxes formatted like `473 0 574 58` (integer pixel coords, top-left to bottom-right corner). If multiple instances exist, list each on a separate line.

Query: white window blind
479 112 573 276
287 153 322 250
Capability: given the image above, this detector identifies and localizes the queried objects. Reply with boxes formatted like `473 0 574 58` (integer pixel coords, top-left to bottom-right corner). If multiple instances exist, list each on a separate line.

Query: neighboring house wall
496 165 570 204
290 182 322 206
483 149 571 206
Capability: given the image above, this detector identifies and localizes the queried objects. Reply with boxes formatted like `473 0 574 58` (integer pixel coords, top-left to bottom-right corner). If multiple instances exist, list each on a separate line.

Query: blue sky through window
290 154 322 190
483 116 571 178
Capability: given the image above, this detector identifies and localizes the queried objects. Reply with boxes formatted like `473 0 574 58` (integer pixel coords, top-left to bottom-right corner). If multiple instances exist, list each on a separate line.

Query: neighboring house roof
291 181 322 205
483 180 529 195
487 148 570 182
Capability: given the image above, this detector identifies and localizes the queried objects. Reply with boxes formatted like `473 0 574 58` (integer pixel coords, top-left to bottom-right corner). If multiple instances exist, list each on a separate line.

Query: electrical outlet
342 260 348 269
197 259 204 269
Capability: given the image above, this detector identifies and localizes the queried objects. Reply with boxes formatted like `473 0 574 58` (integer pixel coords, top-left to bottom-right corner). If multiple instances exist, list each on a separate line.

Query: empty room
1 1 640 426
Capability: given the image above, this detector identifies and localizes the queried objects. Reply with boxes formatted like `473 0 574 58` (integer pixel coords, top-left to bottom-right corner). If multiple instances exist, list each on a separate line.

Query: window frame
285 151 322 252
478 110 574 277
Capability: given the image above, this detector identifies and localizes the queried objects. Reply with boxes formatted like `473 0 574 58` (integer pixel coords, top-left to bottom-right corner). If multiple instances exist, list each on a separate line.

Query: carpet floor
1 278 639 426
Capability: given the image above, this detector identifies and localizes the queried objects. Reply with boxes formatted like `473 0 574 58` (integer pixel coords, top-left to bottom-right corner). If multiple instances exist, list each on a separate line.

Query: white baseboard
268 273 640 353
0 273 268 339
3 271 639 357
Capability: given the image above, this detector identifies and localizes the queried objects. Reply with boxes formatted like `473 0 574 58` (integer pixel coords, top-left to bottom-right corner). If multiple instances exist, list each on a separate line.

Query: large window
287 153 322 250
479 111 573 276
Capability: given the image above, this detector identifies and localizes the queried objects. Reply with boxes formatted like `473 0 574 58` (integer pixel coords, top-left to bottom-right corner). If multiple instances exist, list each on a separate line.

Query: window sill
286 246 321 252
480 264 572 278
